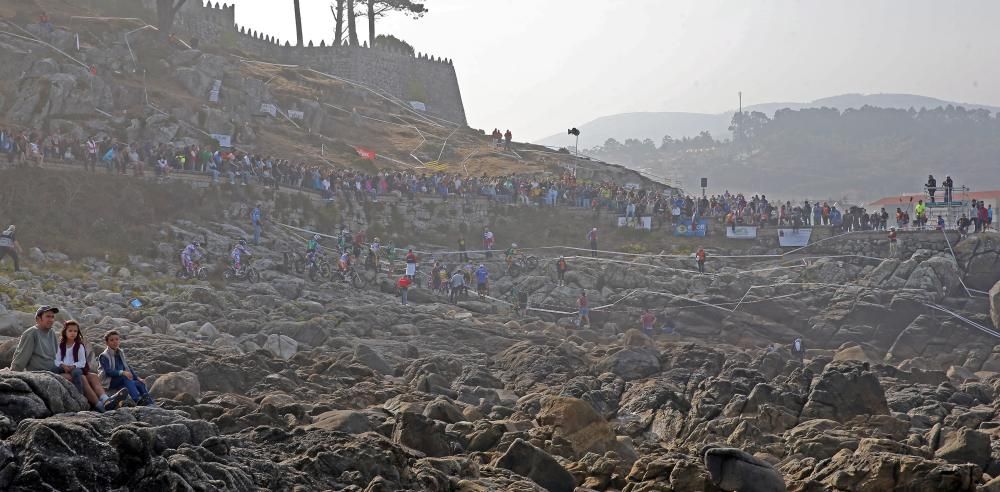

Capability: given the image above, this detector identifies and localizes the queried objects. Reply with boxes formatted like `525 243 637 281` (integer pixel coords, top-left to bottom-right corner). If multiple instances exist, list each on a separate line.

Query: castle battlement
95 0 465 123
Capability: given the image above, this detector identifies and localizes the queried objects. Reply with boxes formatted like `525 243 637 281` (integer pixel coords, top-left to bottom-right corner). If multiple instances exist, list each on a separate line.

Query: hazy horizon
226 0 1000 142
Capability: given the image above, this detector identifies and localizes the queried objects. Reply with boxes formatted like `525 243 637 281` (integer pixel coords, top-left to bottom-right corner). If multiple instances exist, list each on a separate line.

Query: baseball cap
35 305 59 317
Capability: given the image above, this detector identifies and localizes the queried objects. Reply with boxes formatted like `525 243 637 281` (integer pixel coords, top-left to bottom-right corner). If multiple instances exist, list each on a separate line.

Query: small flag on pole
75 33 80 51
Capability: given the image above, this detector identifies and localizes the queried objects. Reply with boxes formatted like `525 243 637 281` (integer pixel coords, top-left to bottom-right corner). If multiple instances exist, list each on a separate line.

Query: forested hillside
584 105 1000 201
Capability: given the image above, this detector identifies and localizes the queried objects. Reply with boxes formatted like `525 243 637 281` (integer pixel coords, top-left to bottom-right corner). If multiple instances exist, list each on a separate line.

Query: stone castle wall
94 0 466 124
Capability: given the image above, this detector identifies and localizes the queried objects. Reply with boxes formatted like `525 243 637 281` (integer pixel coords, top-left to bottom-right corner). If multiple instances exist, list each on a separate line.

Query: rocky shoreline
0 216 997 491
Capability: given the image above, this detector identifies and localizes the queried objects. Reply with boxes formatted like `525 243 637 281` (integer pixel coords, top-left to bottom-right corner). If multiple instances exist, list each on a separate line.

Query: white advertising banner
409 101 427 111
287 110 305 120
617 216 652 230
210 134 232 147
778 228 812 247
726 226 758 239
259 103 277 117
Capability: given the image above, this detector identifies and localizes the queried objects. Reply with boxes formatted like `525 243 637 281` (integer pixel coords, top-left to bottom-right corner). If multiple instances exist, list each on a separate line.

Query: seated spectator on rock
7 306 59 372
99 330 155 406
56 320 122 412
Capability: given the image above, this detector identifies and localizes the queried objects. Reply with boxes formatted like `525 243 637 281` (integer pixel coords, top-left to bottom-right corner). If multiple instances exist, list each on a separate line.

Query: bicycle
306 254 332 282
175 260 208 280
338 265 369 289
505 255 540 277
223 258 260 283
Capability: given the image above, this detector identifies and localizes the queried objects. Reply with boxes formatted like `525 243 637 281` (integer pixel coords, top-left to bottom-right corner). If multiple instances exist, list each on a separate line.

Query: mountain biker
180 241 204 276
306 234 321 266
475 264 489 299
556 256 568 286
338 250 351 273
505 243 518 273
231 239 251 274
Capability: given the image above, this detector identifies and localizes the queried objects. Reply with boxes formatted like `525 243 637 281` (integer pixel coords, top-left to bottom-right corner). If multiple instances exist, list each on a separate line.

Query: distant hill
536 93 1000 148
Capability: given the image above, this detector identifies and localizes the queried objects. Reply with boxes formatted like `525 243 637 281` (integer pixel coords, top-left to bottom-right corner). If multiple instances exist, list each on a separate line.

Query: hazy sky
226 0 1000 142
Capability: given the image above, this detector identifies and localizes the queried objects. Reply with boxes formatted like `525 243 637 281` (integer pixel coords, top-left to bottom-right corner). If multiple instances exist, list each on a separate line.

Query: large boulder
392 412 450 457
704 447 787 492
536 396 616 457
149 371 201 400
0 372 89 422
494 438 575 492
800 361 889 422
933 427 991 469
991 280 1000 330
595 348 660 380
305 410 373 434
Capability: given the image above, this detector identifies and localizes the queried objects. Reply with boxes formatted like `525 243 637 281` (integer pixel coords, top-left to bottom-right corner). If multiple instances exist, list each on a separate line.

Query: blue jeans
109 376 150 401
400 287 408 305
253 223 261 245
52 367 84 392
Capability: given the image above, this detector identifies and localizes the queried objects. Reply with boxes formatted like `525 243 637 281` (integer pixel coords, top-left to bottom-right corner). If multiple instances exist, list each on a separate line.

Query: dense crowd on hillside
1 127 993 234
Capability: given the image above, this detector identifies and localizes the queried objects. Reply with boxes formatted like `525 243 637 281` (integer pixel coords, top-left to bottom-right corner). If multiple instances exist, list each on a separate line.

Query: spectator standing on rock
405 249 418 279
251 203 262 245
504 130 512 151
0 225 21 272
943 176 954 203
397 275 411 306
449 269 465 303
888 227 898 257
99 330 155 406
587 228 598 258
926 175 936 202
483 227 494 258
556 256 568 286
696 247 707 274
577 291 590 328
792 337 805 360
7 306 59 371
640 309 656 336
458 236 468 261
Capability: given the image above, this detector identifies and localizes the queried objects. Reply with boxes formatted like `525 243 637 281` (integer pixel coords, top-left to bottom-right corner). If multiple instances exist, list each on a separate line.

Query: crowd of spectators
2 128 992 235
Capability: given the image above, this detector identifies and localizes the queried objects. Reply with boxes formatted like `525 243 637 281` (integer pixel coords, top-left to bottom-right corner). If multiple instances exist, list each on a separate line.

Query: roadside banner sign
674 219 708 237
726 226 757 239
778 228 812 247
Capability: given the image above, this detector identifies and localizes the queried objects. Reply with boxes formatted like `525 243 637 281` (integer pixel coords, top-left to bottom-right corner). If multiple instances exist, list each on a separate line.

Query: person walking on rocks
696 247 707 274
556 256 568 286
99 330 155 406
7 305 59 371
888 227 898 257
587 228 598 258
0 225 21 272
397 275 412 306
